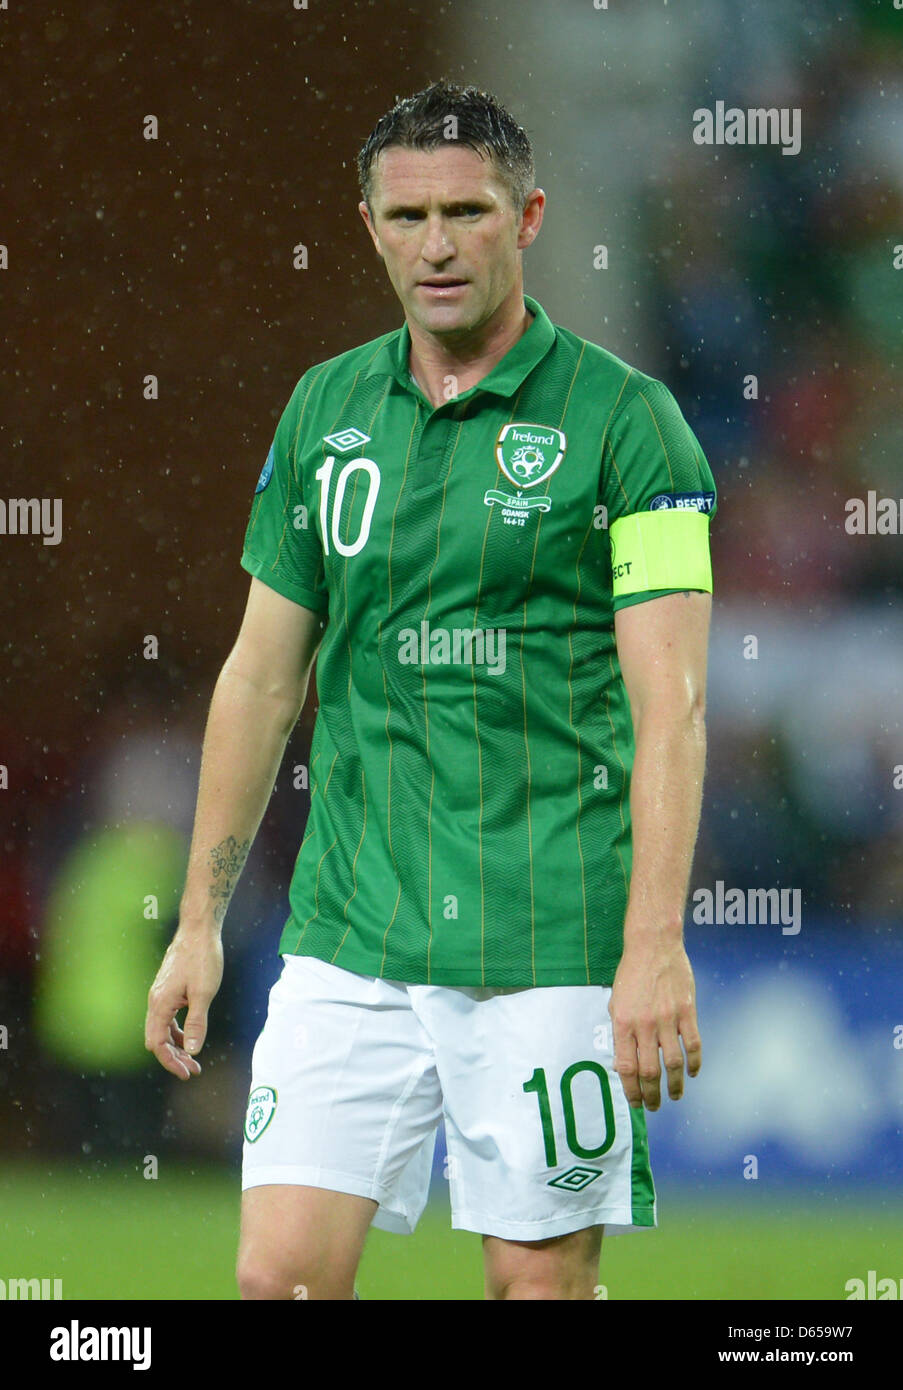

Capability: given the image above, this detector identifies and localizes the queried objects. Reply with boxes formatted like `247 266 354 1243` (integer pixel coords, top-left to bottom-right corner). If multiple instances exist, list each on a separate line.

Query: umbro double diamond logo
322 428 371 452
547 1166 604 1192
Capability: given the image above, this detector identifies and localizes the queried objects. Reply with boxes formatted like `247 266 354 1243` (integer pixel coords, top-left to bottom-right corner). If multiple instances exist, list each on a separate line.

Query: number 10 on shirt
315 456 382 557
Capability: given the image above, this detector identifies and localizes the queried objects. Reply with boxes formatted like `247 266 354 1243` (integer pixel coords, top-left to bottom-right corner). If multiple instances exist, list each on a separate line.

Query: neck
408 289 533 408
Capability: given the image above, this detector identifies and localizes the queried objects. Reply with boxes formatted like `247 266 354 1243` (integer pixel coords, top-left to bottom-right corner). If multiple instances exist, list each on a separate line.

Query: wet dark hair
357 79 536 215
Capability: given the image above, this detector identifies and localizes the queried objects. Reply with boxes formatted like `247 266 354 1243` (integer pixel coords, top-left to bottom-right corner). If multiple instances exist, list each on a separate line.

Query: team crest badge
495 422 566 490
244 1085 277 1143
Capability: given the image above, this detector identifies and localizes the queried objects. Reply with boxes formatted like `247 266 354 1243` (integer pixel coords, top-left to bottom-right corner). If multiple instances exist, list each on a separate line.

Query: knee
491 1272 595 1300
236 1255 307 1301
484 1227 603 1301
236 1252 355 1301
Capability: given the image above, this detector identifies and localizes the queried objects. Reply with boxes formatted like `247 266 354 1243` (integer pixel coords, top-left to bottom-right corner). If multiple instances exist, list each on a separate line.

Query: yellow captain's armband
609 507 712 597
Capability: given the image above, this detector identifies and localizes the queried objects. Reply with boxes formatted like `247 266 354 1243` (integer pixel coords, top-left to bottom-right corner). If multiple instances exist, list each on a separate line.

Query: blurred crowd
0 658 312 1161
640 4 903 919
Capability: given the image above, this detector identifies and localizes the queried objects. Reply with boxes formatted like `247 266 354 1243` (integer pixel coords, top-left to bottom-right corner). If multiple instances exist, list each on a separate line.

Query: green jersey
241 294 717 986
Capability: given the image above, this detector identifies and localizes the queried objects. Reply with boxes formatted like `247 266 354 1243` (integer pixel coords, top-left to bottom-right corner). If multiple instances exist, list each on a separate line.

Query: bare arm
609 590 711 1110
145 577 325 1079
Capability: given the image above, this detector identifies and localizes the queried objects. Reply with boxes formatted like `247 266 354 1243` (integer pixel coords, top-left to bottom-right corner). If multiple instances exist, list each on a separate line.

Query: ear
358 201 383 258
516 188 546 251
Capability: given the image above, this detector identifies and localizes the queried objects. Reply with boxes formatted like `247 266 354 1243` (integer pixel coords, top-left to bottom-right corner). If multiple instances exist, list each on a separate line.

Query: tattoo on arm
208 835 251 924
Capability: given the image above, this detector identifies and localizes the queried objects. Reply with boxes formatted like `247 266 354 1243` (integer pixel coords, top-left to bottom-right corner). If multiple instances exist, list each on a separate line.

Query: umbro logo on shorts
322 427 372 452
547 1166 604 1192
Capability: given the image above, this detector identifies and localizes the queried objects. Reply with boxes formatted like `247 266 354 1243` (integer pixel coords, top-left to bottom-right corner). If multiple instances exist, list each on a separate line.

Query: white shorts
241 953 657 1242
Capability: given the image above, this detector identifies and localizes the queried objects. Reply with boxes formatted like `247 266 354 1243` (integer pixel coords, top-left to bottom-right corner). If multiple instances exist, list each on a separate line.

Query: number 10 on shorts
523 1061 616 1167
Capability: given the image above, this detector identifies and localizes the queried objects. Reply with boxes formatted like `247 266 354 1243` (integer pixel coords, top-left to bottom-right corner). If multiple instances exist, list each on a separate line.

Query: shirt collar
363 294 555 400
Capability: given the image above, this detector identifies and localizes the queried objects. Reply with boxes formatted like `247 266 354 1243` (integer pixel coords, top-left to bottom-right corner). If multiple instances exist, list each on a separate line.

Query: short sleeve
602 379 717 612
240 376 329 614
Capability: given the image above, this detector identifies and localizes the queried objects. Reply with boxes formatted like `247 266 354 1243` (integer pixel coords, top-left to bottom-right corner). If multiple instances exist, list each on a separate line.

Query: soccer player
145 80 716 1301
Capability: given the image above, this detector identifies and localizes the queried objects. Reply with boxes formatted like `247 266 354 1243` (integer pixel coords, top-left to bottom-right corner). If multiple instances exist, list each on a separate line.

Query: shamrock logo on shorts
244 1085 277 1143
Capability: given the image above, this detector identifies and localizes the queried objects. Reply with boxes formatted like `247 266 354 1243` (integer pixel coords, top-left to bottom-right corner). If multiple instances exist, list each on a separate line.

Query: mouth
417 278 469 295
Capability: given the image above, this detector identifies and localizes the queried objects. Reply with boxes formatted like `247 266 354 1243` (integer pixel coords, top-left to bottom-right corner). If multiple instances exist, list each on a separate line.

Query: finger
660 1031 686 1101
146 1033 195 1080
635 1034 662 1111
183 998 212 1056
160 1038 201 1081
680 1020 702 1077
167 1020 202 1077
611 1026 643 1109
145 984 186 1053
146 1003 202 1079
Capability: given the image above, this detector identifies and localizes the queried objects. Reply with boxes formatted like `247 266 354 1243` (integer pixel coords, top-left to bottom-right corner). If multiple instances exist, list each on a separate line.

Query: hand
609 936 701 1110
145 925 224 1081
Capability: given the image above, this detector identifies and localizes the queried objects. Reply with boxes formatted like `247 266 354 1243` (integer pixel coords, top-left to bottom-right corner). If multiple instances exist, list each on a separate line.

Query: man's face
358 143 542 340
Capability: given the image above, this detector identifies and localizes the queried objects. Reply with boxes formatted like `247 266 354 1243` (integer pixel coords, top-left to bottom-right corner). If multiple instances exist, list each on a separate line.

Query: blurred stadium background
1 0 901 1299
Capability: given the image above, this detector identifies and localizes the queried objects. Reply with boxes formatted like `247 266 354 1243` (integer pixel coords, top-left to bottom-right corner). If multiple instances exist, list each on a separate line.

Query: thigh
237 1184 376 1300
242 954 443 1247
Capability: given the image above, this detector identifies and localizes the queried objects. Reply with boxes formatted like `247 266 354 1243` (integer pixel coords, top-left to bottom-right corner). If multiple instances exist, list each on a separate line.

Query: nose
420 214 454 263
